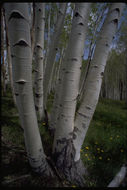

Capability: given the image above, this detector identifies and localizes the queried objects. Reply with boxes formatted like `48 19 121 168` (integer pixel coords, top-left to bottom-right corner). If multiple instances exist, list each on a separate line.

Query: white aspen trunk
34 3 45 120
4 9 16 105
49 47 65 132
4 3 52 176
31 3 35 57
55 48 65 89
73 3 125 162
51 62 58 92
52 3 91 185
43 3 67 107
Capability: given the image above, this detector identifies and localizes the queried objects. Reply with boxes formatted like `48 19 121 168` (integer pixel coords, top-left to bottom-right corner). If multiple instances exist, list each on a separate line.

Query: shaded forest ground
1 87 127 187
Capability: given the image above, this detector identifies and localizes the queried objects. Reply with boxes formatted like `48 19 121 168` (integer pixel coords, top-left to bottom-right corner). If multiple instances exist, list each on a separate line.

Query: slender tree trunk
43 3 67 107
4 3 52 176
34 3 45 120
49 47 65 132
125 51 127 104
73 3 125 162
52 3 91 185
31 3 35 57
44 3 51 71
1 8 6 96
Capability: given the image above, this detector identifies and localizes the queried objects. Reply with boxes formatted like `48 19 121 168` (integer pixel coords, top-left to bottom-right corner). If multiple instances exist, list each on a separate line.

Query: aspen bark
34 3 45 120
4 3 52 175
31 3 35 57
4 9 16 105
43 3 67 106
52 3 91 185
49 47 65 132
73 3 125 162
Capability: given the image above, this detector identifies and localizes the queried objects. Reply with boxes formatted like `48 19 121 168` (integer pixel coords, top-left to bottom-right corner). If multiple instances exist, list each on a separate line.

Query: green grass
2 89 127 187
81 98 127 187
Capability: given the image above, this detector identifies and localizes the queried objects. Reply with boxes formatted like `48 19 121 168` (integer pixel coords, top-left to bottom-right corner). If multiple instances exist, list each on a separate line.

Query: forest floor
1 88 127 187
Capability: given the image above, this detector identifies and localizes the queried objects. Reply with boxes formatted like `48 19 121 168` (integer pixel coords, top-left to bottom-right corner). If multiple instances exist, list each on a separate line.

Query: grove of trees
1 2 127 187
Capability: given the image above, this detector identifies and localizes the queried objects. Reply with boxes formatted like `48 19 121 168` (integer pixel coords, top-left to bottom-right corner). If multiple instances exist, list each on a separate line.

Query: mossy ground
1 88 127 187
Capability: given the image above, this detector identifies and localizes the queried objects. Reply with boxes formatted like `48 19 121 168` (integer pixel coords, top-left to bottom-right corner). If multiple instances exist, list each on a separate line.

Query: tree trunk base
53 138 88 187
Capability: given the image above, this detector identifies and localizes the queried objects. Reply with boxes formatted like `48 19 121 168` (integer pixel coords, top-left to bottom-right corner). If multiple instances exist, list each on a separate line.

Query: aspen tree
4 3 52 176
34 3 45 120
43 3 67 106
53 3 91 185
73 3 125 162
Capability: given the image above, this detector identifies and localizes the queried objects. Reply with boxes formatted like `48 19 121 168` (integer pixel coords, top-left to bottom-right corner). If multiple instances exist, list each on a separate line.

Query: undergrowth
2 88 127 187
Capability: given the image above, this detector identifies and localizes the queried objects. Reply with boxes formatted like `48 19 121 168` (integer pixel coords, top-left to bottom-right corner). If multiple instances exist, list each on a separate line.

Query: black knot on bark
13 40 29 47
9 11 24 21
79 22 83 26
75 12 79 17
101 72 104 76
113 19 118 24
115 8 120 13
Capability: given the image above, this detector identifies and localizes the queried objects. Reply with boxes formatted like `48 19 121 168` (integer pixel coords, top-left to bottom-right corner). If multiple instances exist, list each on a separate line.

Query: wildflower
97 148 100 151
88 158 91 161
107 158 110 161
80 149 83 152
85 153 88 157
120 149 124 152
95 142 98 145
85 146 89 150
72 185 76 188
110 137 113 140
99 156 102 160
42 122 46 125
101 150 104 152
116 135 120 138
93 156 95 159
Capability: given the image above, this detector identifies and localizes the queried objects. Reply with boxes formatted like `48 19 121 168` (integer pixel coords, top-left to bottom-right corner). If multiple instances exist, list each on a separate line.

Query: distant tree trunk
44 3 51 70
4 3 52 176
125 52 127 104
31 3 35 57
73 3 125 162
1 8 6 95
34 3 45 120
52 3 91 185
43 3 67 107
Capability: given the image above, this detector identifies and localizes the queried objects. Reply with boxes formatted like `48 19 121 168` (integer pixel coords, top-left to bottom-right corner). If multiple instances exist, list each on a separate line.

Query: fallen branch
2 174 31 185
108 165 127 187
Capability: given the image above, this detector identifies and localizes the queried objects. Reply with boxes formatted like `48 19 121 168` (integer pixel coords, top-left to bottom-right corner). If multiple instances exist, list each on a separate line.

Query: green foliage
81 98 127 187
104 49 126 88
2 88 25 148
